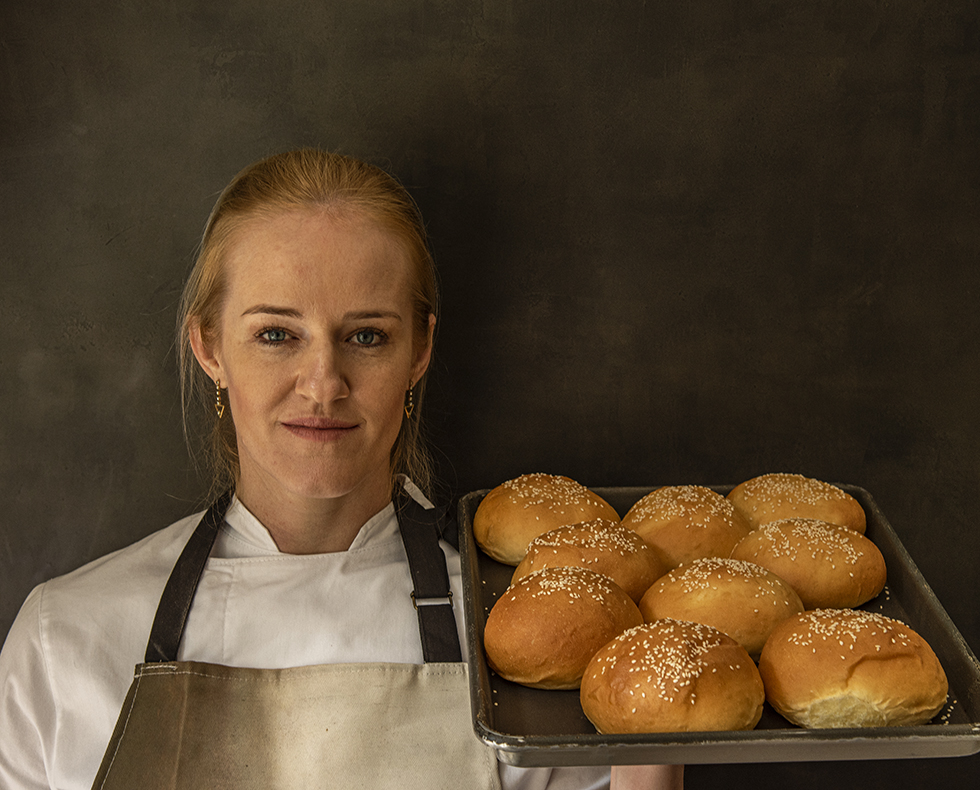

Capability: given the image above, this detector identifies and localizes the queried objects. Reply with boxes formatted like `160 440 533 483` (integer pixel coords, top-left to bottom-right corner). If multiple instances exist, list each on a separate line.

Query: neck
235 474 394 554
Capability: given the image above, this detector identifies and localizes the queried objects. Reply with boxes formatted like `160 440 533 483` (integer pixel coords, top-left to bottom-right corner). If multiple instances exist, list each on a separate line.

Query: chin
237 436 397 509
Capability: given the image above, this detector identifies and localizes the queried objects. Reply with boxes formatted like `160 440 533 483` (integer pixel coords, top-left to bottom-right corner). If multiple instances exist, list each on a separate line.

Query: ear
188 317 225 384
411 313 436 384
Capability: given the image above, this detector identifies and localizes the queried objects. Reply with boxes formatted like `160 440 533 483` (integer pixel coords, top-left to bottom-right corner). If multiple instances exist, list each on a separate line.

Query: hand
610 764 684 790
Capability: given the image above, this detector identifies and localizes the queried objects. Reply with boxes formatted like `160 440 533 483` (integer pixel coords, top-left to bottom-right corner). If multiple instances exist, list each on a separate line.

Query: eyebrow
241 305 403 322
241 305 303 318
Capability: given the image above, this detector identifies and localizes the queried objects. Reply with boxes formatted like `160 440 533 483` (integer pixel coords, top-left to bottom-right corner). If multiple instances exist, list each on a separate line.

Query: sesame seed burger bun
484 565 643 690
759 609 949 728
730 517 886 609
580 619 765 734
727 473 866 534
638 558 805 659
473 473 620 565
511 518 670 602
621 485 752 571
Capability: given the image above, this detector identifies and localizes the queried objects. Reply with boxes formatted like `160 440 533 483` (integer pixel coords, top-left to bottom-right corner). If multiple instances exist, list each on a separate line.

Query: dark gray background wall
2 1 978 786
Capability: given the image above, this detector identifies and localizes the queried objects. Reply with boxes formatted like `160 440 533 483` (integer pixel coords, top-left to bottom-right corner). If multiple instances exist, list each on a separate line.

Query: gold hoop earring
214 379 225 419
404 384 415 419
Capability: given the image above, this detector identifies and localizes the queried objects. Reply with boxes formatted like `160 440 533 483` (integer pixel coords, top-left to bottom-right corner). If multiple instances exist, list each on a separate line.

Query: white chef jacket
0 483 610 790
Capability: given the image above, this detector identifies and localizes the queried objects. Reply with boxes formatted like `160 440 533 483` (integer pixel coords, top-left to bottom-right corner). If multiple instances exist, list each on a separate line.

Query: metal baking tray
459 484 980 766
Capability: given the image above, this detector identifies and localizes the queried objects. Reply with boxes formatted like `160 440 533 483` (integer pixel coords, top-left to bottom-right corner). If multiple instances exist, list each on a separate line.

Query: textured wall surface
1 1 978 785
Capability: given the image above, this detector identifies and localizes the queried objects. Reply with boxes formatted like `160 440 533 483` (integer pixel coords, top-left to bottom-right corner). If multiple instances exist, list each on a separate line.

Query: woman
0 150 682 789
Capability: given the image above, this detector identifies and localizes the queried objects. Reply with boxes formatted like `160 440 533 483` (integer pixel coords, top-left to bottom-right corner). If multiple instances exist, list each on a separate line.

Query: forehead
221 208 414 313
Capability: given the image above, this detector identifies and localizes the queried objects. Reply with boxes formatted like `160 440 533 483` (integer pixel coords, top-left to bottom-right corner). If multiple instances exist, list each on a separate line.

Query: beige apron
91 493 500 790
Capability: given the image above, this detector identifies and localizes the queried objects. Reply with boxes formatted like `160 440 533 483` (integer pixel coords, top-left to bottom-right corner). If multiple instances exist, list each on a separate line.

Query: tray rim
459 483 980 766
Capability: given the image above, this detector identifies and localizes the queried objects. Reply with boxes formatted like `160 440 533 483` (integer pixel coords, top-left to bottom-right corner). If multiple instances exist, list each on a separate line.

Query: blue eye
259 328 289 343
353 329 378 345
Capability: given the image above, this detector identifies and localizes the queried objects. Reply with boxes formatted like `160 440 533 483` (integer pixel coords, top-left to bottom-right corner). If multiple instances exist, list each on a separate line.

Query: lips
281 416 359 441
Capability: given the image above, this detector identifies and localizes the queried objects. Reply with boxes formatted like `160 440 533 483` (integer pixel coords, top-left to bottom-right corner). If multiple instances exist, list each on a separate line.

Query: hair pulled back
177 149 438 498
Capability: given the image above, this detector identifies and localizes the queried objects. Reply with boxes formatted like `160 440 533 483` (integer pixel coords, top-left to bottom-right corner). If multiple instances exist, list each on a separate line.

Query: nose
294 342 350 404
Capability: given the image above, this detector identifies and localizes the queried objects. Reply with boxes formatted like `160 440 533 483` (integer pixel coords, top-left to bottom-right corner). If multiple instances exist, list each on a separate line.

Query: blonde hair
177 149 438 498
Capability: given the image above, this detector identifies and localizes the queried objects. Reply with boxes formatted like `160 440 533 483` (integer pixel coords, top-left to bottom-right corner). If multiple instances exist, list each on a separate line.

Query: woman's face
193 208 433 510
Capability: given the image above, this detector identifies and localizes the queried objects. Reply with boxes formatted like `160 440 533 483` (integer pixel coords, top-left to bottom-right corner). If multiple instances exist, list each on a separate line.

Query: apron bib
91 492 500 790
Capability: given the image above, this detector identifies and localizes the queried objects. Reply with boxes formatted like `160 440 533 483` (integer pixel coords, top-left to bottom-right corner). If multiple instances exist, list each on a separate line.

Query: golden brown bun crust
511 518 670 602
621 485 752 570
727 473 866 534
580 619 765 733
730 517 886 609
483 566 643 690
638 558 804 659
473 473 620 565
759 609 949 728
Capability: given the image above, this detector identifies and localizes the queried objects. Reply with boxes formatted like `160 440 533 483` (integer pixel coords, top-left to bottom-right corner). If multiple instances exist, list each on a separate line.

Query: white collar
216 478 433 558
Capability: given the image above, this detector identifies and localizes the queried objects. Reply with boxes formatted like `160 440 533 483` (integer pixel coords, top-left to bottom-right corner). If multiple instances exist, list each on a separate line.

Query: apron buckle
411 590 453 610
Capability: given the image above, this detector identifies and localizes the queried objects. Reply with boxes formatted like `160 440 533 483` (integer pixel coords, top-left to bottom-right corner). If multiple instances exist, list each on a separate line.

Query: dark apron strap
144 490 233 663
394 492 463 663
144 488 462 664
